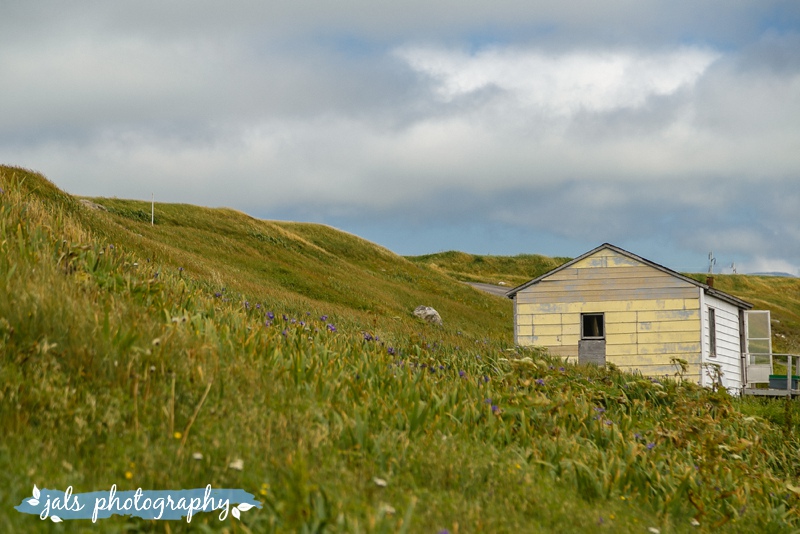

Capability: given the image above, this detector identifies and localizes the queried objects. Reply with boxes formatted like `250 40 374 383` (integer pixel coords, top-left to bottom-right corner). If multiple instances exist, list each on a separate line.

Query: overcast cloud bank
1 1 798 274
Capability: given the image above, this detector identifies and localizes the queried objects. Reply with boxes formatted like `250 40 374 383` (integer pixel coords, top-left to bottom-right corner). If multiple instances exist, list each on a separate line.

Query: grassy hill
3 164 800 532
407 251 572 288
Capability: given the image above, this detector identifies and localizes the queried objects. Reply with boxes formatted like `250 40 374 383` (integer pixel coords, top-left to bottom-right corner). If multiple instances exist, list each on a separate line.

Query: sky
2 1 799 275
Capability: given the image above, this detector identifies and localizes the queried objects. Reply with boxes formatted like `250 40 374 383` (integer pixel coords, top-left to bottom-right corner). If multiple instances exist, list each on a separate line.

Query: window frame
708 307 717 358
581 313 605 340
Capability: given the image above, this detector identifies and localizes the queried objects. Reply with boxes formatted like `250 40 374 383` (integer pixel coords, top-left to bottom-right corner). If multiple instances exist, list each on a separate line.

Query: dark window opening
582 313 605 339
709 308 717 357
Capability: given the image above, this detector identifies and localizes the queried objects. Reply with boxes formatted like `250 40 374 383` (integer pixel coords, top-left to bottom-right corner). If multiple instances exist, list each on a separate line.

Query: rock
414 305 443 326
79 199 107 211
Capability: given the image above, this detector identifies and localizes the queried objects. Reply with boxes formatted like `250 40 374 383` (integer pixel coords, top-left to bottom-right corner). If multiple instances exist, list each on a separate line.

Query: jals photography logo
15 484 261 523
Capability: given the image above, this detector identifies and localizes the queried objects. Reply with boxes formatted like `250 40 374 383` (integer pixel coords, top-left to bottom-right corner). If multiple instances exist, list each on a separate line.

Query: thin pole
151 193 154 225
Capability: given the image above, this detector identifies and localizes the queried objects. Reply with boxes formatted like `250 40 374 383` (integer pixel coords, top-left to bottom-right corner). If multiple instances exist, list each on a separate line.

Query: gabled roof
505 243 752 310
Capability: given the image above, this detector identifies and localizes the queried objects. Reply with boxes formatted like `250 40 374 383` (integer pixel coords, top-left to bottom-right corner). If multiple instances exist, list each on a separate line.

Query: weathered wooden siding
514 248 704 380
702 295 743 391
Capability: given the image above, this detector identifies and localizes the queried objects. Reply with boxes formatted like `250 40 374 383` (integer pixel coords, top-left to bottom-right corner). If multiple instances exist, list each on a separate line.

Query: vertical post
789 355 794 392
151 193 154 226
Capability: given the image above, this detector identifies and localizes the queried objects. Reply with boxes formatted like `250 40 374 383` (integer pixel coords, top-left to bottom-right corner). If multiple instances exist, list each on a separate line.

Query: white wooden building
507 244 756 391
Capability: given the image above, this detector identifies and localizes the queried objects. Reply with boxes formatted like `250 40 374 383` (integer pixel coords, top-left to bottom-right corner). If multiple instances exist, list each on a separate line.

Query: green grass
3 165 800 532
406 251 572 288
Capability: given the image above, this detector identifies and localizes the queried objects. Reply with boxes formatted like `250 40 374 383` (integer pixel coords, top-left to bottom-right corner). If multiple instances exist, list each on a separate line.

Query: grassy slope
407 251 572 288
3 165 800 532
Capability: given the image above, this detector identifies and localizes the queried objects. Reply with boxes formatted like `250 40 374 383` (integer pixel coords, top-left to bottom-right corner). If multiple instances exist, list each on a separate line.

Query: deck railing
745 353 800 393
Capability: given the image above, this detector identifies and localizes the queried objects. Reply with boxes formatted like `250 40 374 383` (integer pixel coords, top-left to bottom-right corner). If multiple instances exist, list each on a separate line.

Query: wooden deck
743 388 800 398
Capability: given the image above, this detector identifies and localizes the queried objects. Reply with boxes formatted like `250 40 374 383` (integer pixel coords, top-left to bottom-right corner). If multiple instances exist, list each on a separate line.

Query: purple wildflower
535 378 545 386
483 375 490 383
267 311 275 320
299 321 305 326
214 292 222 298
559 367 565 372
327 323 336 332
634 433 642 440
604 420 612 426
594 407 606 413
320 315 328 321
491 405 500 415
178 266 183 272
363 332 374 341
459 370 466 378
244 301 250 309
281 329 288 337
265 320 272 327
387 347 396 355
282 314 288 321
256 303 261 309
484 398 492 404
646 442 656 450
291 318 296 324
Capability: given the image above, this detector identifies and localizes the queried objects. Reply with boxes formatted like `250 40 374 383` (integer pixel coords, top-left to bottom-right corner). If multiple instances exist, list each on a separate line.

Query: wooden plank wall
703 295 743 390
515 248 704 380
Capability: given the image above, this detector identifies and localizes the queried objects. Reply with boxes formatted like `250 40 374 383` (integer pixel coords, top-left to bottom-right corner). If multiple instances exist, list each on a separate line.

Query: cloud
0 3 798 273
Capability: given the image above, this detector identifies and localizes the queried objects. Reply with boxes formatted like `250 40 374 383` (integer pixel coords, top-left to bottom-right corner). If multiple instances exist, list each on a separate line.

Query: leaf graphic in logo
232 507 241 520
50 516 62 523
27 498 39 506
237 503 255 512
33 485 40 499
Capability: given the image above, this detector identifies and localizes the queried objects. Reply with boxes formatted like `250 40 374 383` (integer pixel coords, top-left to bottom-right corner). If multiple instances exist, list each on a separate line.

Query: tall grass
2 165 800 532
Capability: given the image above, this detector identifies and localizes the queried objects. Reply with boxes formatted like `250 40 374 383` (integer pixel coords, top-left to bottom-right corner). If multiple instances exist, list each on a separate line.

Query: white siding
702 294 743 391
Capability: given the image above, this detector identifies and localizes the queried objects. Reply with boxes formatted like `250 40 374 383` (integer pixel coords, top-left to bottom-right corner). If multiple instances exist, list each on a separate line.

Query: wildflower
363 332 374 341
178 266 183 272
483 375 490 383
484 398 492 404
174 431 182 439
267 311 275 320
535 378 545 386
229 459 244 471
214 292 222 298
327 324 337 332
282 314 288 321
282 329 288 337
255 303 261 309
320 315 328 321
373 477 388 487
492 405 500 415
459 370 466 378
300 321 305 326
594 407 606 413
244 301 250 309
559 367 565 372
192 452 203 461
634 433 642 440
125 471 133 480
387 347 396 355
646 442 656 450
604 420 612 426
265 320 272 327
291 318 296 324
